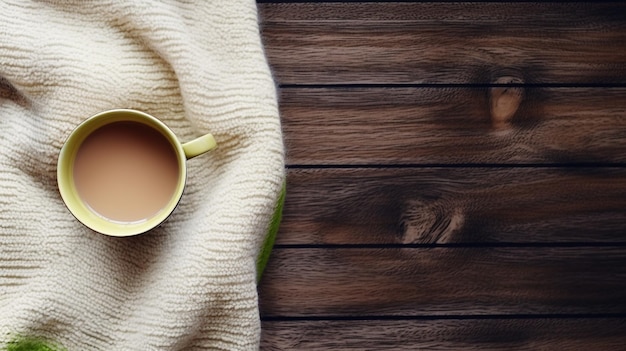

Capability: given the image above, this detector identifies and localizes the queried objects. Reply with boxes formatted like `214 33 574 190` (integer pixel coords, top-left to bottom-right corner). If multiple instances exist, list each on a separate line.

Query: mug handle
182 134 217 159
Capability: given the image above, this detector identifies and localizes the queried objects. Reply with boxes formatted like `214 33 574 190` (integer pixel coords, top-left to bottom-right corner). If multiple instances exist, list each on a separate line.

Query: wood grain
280 87 626 165
278 168 626 245
259 247 626 317
261 319 626 350
259 3 626 85
257 2 626 349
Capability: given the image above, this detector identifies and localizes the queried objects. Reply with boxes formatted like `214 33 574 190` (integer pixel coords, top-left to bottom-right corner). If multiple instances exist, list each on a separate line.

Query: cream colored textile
0 0 284 349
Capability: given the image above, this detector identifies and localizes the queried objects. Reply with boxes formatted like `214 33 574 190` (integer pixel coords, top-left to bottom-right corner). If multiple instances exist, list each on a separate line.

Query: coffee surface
73 121 179 222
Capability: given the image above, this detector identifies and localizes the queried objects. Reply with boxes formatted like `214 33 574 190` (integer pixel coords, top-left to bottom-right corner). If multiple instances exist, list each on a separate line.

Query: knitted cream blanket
0 0 284 350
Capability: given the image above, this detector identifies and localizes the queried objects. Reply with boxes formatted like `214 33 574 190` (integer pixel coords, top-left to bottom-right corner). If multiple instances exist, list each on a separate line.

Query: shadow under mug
57 109 217 237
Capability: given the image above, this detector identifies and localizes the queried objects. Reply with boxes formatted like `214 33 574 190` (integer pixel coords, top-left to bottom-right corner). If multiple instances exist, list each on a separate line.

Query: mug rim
57 109 187 237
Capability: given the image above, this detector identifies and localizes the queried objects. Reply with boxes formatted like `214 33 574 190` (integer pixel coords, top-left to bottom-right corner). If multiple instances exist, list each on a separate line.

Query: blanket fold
0 0 284 349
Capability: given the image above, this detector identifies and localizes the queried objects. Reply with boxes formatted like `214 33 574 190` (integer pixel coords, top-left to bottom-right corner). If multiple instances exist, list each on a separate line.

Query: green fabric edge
4 336 64 351
256 180 286 282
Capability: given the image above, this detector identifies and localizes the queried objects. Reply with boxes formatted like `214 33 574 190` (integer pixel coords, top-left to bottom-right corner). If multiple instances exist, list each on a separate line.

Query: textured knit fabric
0 1 284 350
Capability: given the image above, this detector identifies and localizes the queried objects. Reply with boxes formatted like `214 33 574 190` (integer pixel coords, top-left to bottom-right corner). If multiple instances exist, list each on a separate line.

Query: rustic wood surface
259 2 626 85
261 319 626 350
257 1 626 350
260 247 626 316
279 87 626 165
277 168 626 245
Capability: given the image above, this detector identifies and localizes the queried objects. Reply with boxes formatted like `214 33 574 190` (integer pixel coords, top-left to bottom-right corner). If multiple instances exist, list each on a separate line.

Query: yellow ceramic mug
57 109 217 236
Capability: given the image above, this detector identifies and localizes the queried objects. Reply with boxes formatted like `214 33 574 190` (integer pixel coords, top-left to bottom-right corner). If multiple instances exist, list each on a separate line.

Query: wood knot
489 76 524 133
400 199 464 244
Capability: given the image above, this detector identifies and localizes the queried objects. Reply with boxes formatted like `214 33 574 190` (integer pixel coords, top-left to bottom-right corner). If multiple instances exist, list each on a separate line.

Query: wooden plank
259 3 626 85
261 318 626 350
277 168 626 245
280 87 626 165
258 247 626 317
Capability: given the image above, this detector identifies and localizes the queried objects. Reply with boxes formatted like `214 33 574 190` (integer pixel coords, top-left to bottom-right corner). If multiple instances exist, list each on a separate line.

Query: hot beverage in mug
57 109 217 236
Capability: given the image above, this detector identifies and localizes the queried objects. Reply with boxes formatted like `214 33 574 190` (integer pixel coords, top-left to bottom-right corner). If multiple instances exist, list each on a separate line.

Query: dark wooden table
256 2 626 349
